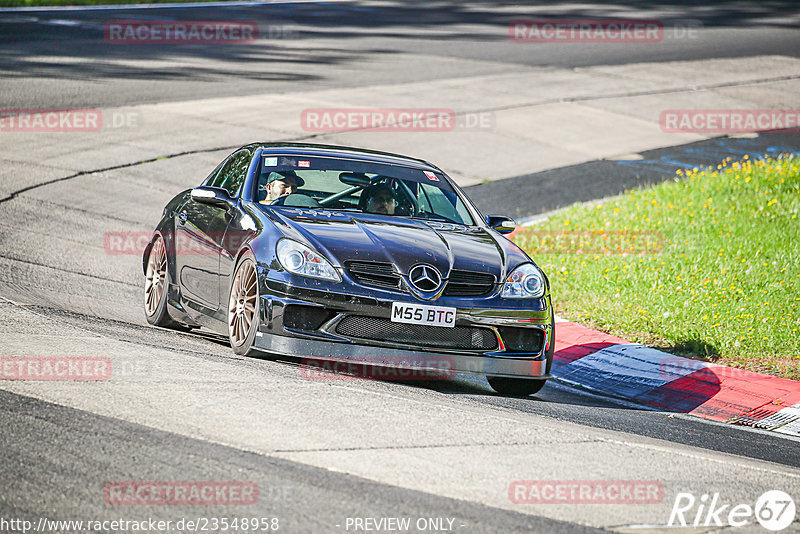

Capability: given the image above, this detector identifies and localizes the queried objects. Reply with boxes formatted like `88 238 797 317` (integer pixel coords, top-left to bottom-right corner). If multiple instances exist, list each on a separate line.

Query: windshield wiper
411 213 459 224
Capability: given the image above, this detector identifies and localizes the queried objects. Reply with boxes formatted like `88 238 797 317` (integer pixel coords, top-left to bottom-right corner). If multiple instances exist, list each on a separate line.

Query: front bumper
254 269 554 380
254 330 551 379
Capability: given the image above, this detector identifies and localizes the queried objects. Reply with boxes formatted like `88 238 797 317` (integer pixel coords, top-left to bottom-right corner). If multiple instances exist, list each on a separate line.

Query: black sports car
143 143 554 395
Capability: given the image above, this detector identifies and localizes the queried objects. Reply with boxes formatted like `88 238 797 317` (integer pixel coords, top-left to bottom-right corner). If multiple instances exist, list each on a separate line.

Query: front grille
336 315 497 351
444 270 496 297
346 261 401 290
497 326 544 353
283 304 335 331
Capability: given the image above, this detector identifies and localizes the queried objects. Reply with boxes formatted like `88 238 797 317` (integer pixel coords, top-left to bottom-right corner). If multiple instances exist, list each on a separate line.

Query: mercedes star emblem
408 264 442 292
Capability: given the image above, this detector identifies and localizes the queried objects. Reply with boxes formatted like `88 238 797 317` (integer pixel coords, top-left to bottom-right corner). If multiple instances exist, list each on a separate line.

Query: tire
228 251 261 356
487 377 547 396
487 303 553 397
144 235 183 329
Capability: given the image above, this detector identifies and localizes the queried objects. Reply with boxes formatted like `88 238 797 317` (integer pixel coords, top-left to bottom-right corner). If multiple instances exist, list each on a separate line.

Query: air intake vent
497 326 545 353
283 305 335 331
336 315 497 351
346 261 402 290
444 270 496 297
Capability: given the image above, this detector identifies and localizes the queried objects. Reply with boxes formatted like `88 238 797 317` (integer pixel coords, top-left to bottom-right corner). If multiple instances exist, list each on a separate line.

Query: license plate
391 302 456 328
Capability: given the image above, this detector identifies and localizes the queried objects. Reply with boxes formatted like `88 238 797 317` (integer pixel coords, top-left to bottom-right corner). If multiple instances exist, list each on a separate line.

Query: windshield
253 154 476 226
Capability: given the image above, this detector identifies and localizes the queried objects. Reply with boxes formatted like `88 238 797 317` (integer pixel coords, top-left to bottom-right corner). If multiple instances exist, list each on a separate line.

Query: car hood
265 208 525 280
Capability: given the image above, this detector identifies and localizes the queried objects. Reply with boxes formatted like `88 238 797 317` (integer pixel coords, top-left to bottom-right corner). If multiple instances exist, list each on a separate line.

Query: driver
360 184 397 215
259 171 305 204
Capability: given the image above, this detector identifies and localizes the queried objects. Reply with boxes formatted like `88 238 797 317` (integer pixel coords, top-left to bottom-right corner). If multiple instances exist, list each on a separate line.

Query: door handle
178 211 188 225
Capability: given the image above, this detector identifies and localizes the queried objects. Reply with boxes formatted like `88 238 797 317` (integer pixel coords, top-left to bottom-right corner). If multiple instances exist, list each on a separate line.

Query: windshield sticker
298 160 311 168
424 171 439 181
263 157 278 166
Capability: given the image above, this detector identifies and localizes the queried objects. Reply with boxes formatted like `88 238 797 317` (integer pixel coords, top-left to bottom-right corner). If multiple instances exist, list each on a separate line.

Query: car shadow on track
255 352 649 410
175 329 717 414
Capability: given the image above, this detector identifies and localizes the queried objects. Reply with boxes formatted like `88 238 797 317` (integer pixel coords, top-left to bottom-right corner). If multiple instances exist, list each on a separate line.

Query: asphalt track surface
2 0 800 108
0 390 597 533
1 1 800 532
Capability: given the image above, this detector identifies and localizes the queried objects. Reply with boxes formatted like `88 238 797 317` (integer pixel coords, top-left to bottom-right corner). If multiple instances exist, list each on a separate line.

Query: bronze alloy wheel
228 258 258 347
144 236 167 317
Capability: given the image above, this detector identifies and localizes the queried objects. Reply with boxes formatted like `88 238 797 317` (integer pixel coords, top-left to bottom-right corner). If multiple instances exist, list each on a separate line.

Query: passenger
260 171 305 204
359 184 397 215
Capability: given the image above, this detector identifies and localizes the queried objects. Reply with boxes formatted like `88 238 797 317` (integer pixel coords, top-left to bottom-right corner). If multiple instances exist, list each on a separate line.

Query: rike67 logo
669 490 796 531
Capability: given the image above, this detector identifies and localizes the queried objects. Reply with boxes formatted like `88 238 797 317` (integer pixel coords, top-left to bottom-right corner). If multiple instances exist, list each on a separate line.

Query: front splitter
254 331 550 380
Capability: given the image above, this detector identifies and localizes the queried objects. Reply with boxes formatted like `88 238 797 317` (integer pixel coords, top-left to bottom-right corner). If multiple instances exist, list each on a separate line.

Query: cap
266 170 305 187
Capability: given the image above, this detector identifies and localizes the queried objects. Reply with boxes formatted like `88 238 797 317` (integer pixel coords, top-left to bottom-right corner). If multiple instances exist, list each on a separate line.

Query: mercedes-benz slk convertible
143 143 554 395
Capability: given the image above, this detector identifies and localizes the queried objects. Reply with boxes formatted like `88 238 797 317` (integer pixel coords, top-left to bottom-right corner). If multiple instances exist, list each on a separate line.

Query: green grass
1 0 228 6
512 155 800 380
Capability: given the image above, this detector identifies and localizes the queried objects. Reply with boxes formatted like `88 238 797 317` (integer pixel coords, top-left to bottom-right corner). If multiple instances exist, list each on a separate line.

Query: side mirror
486 215 516 234
191 186 233 208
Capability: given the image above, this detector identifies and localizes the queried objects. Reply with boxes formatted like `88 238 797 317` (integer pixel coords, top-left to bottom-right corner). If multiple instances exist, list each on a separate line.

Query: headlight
276 239 341 282
501 263 545 299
